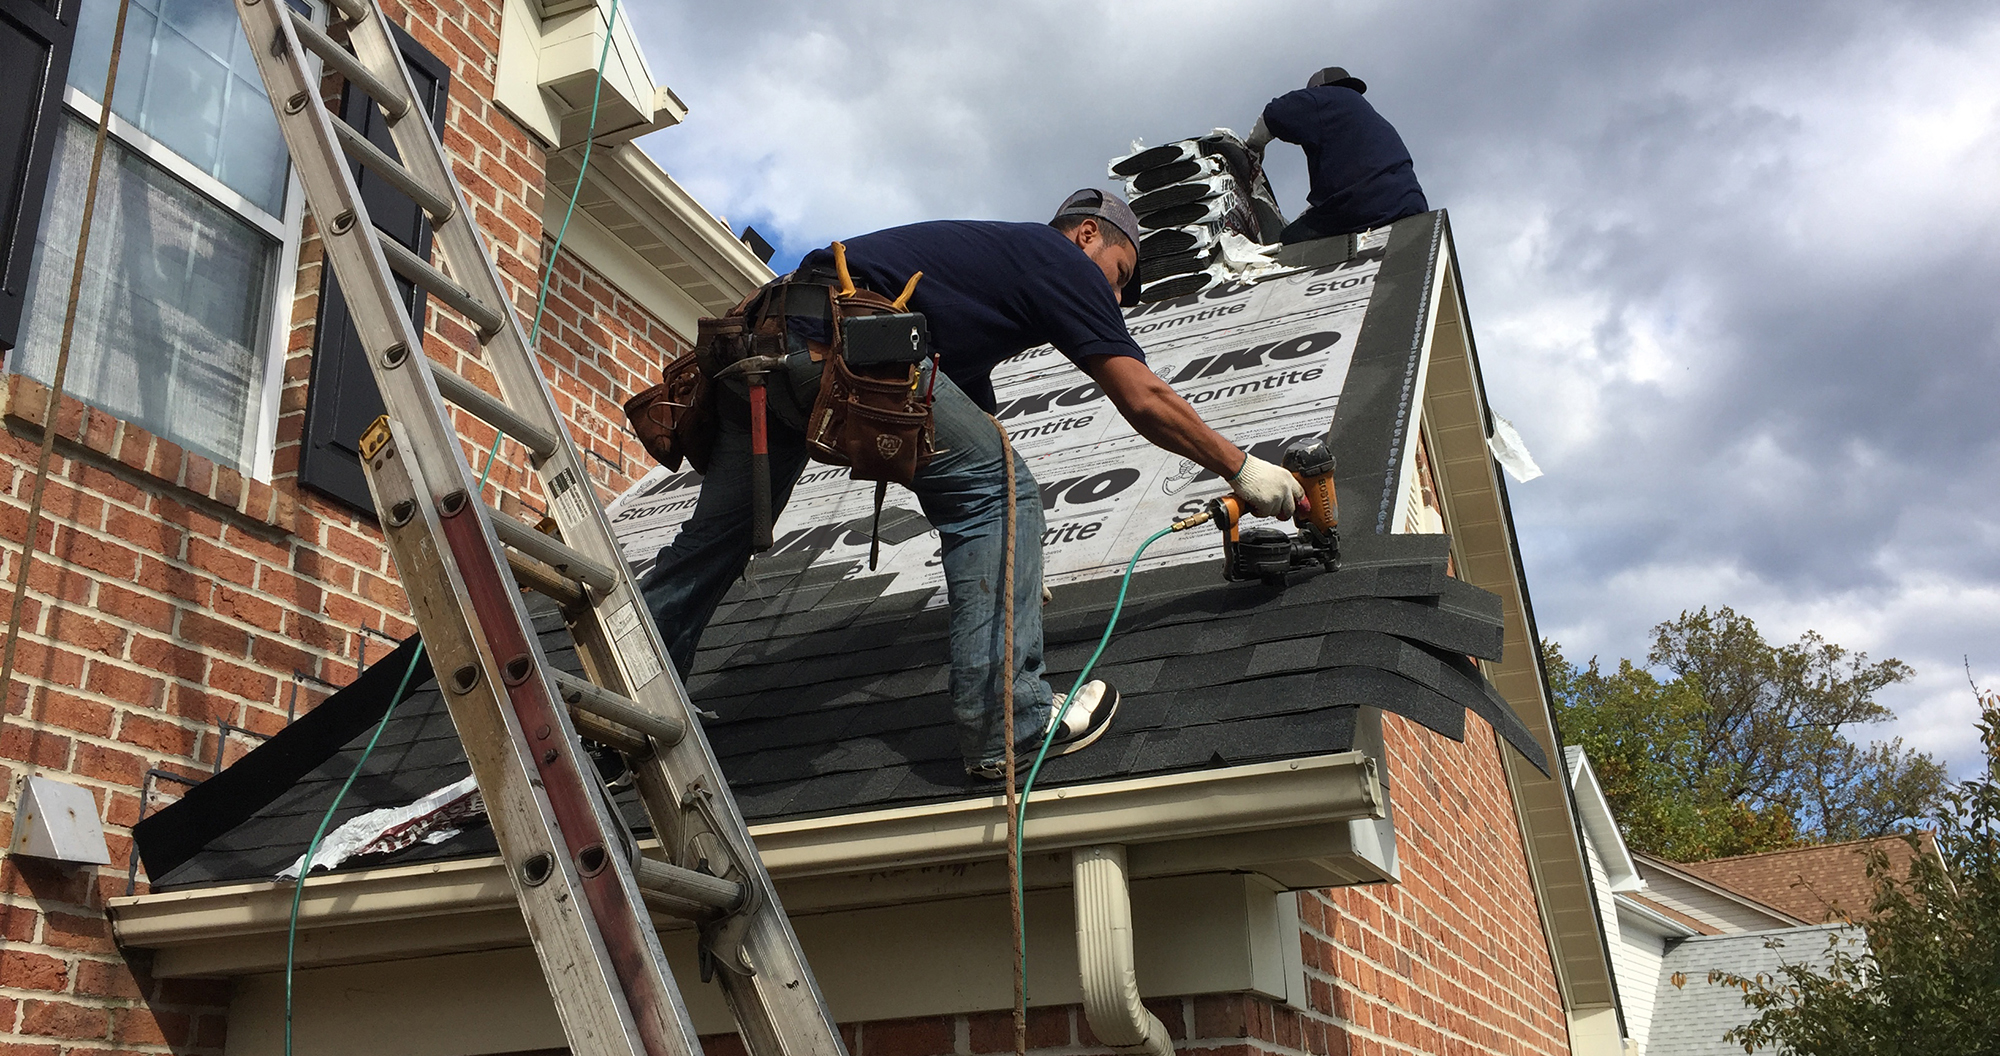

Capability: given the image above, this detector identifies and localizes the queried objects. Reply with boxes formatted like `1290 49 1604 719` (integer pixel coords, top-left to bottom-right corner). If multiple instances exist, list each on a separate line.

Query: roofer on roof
1247 66 1430 244
638 190 1304 781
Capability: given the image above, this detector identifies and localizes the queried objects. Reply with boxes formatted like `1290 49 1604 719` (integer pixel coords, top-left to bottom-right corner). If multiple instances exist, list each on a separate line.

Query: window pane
67 0 289 214
13 116 276 472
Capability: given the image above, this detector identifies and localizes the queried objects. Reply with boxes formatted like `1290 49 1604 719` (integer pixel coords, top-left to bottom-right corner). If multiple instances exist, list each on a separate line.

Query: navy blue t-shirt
795 221 1144 412
1263 86 1428 236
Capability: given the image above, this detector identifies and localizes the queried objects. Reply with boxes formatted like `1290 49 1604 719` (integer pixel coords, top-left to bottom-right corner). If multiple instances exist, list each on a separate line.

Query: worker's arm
1246 113 1274 155
1081 354 1302 518
1082 354 1241 474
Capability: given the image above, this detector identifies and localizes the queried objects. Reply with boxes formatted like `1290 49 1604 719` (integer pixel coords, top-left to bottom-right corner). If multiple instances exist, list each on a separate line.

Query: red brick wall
0 1 681 1052
1302 711 1570 1055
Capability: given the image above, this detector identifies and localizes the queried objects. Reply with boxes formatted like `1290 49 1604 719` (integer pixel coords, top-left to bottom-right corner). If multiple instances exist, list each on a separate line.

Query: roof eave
109 751 1387 978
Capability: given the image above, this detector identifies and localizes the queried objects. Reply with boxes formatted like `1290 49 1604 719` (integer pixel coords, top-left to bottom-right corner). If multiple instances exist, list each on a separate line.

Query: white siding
1633 862 1794 935
1612 904 1672 1054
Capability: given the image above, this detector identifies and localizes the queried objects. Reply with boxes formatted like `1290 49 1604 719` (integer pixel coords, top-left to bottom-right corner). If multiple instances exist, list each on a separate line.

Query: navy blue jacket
797 221 1144 412
1263 86 1428 238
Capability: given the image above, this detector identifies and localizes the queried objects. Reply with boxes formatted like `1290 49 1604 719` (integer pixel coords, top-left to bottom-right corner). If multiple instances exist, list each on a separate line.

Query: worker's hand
1246 114 1274 156
1229 454 1302 520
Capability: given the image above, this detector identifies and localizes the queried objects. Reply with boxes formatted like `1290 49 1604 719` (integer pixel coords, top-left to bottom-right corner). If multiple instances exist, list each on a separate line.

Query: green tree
1711 689 2000 1055
1546 606 1945 860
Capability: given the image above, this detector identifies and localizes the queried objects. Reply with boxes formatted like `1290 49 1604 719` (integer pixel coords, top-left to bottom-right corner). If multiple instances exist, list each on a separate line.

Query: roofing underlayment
136 211 1547 889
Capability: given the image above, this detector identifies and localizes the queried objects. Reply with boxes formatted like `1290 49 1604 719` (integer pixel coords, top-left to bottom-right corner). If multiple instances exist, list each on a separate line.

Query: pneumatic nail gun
1171 437 1340 584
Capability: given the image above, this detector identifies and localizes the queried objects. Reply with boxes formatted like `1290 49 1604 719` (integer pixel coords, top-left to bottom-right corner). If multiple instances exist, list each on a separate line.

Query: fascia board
1565 749 1643 892
1615 892 1698 939
1415 216 1621 1015
109 753 1384 973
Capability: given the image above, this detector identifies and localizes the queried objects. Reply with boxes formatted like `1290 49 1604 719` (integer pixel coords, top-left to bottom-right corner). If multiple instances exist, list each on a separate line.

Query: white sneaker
967 680 1121 780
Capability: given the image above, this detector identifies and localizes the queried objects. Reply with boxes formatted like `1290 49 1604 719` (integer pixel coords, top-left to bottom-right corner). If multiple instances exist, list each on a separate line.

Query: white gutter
111 753 1384 974
1074 845 1174 1056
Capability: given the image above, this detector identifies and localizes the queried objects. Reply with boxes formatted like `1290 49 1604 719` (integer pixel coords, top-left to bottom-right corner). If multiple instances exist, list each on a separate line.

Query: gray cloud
631 0 2000 773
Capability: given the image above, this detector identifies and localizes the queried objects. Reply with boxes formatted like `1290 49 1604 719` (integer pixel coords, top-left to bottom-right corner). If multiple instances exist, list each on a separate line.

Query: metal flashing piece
10 775 111 865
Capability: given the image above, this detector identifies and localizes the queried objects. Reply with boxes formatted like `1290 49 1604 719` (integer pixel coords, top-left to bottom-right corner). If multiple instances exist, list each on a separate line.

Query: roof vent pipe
1073 844 1174 1056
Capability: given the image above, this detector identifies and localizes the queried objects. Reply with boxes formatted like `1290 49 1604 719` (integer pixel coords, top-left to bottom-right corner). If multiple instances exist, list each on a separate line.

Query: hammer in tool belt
715 354 791 552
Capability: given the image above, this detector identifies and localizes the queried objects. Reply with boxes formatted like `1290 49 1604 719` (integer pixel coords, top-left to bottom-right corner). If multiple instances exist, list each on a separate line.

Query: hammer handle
748 382 773 552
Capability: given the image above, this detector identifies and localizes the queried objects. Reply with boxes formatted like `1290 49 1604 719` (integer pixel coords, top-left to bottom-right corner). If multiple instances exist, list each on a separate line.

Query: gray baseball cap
1053 188 1143 306
1308 66 1367 93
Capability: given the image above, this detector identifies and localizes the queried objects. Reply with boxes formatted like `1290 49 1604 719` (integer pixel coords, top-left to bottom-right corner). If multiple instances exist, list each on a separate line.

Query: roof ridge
1689 832 1925 868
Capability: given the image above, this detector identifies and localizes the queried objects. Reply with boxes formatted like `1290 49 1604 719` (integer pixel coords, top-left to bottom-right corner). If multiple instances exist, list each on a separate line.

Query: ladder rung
505 549 587 608
286 8 411 122
632 857 744 920
376 233 505 338
330 116 455 221
550 669 685 747
486 508 618 595
432 364 560 460
569 709 648 757
326 0 368 25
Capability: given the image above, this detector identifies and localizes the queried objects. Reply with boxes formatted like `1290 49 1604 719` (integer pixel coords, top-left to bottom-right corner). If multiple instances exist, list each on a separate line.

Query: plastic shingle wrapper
1111 129 1288 301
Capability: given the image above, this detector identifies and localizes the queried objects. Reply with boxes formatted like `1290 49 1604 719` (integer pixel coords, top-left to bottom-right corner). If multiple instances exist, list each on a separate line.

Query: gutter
111 753 1383 974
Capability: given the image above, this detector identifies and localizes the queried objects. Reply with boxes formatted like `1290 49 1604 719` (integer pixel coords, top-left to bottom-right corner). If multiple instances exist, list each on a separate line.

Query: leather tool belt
625 266 935 486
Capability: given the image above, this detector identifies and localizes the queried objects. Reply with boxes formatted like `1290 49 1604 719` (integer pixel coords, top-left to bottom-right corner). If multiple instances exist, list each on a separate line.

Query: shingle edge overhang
108 751 1385 977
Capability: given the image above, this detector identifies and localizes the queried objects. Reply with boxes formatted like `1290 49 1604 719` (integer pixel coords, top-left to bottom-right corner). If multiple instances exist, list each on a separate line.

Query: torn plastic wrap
1111 130 1287 302
1486 415 1544 483
277 775 485 880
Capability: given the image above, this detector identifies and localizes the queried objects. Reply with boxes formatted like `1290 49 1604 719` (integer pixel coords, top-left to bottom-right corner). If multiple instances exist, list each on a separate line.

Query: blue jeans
639 357 1054 770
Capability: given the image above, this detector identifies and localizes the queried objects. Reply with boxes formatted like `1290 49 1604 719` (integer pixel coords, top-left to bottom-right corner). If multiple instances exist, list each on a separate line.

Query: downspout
1073 845 1174 1056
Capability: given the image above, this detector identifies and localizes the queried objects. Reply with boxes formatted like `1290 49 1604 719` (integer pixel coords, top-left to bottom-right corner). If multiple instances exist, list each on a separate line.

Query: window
8 0 315 477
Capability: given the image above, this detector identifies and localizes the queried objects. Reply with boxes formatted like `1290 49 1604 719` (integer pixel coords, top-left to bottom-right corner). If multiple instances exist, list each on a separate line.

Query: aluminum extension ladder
228 3 845 1055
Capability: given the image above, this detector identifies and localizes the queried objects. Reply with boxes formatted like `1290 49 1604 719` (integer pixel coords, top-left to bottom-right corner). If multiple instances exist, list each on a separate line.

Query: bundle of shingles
1110 131 1287 303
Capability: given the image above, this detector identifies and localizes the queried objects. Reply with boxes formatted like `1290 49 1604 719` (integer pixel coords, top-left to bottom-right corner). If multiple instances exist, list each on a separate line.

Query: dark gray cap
1308 66 1367 93
1053 188 1143 306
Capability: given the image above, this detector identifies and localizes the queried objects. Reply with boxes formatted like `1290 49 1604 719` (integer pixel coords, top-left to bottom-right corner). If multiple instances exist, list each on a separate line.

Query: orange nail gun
1171 437 1339 584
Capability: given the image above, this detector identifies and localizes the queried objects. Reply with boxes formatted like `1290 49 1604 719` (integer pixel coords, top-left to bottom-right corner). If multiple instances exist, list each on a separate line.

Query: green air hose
1010 522 1180 1018
283 4 621 1052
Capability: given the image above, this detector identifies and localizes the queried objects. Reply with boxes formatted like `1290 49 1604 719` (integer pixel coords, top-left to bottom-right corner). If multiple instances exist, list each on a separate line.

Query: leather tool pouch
802 288 935 486
625 276 937 487
623 316 730 475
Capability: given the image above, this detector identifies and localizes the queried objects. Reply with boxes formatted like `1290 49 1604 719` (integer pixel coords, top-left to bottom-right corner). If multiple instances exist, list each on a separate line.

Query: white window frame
50 0 324 483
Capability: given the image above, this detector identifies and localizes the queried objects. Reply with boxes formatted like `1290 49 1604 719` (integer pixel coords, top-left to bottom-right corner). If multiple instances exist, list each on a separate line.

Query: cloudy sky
627 0 2000 776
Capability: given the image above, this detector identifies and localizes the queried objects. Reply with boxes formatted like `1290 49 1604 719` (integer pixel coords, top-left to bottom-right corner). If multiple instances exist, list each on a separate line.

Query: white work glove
1229 454 1302 520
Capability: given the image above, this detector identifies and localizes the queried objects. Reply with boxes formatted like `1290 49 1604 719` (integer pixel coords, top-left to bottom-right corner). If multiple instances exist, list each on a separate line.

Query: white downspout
1073 845 1174 1056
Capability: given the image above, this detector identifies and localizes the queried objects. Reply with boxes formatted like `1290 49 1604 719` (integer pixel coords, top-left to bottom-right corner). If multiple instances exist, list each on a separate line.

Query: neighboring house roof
1678 834 1937 924
1648 923 1861 1056
1633 853 1806 935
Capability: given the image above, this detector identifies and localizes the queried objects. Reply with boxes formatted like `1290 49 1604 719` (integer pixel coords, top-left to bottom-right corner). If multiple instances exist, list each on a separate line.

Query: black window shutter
299 26 452 514
0 0 76 353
